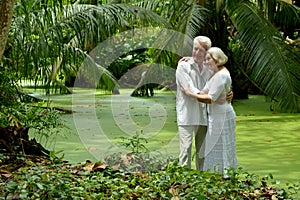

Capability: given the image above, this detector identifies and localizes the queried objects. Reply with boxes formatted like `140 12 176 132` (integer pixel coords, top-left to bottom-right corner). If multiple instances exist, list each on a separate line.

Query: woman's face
204 53 218 72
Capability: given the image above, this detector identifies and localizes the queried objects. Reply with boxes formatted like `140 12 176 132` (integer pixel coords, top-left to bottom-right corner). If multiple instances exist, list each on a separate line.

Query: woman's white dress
202 69 238 174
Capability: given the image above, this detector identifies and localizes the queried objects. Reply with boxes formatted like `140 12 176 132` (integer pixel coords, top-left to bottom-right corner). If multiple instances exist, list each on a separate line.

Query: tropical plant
134 0 300 112
2 0 168 94
1 160 298 199
2 0 300 112
0 68 66 157
226 0 300 112
0 0 16 62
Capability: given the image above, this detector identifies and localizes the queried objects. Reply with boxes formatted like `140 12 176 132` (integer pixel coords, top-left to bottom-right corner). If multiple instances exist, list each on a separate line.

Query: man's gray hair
193 36 212 50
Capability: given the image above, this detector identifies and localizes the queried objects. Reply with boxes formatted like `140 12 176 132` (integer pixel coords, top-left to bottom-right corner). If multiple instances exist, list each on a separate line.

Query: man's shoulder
177 58 194 69
180 57 194 65
177 61 191 71
178 60 190 66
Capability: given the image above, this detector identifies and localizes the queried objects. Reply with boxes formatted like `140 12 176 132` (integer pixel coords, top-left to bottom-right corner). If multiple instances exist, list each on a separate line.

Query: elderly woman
181 47 238 174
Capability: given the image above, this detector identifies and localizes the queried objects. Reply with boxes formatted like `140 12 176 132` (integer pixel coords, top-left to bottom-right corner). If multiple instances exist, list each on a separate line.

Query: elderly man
176 36 213 170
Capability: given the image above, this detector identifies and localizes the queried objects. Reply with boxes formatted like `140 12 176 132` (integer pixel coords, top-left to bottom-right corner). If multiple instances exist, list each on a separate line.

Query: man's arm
176 62 200 94
226 86 233 102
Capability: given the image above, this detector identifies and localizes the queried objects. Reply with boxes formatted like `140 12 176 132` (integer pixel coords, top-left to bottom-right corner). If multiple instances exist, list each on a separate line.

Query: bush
0 68 66 156
0 158 298 199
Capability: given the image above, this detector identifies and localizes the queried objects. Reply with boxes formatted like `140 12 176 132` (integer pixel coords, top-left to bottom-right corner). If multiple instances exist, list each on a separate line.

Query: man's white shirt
176 59 213 125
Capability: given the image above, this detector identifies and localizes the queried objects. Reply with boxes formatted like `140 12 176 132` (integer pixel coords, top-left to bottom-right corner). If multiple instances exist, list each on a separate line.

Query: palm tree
3 0 300 112
225 0 300 112
0 0 171 155
0 0 16 60
3 0 168 94
135 0 300 112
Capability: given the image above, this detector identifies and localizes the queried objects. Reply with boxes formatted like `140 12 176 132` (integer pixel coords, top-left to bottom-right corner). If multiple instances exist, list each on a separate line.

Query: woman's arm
181 85 212 104
194 94 212 104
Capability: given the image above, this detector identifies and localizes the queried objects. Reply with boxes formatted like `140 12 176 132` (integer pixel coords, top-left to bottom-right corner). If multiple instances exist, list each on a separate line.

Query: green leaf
227 1 300 112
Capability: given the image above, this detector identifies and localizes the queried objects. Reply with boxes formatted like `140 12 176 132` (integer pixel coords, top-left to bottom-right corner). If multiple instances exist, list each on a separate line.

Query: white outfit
202 69 238 174
176 59 213 170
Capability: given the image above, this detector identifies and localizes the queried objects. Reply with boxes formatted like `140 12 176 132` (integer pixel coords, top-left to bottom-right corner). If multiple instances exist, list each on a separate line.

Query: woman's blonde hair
207 47 228 66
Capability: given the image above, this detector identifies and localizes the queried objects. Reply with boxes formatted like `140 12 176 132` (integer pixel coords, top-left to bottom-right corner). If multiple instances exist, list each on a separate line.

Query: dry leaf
83 160 94 171
254 189 260 196
112 163 120 170
169 187 178 196
92 163 108 172
0 170 12 178
88 147 97 151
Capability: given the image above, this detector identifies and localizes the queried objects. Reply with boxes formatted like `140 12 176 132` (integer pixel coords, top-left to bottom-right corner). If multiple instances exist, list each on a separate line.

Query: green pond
29 88 300 190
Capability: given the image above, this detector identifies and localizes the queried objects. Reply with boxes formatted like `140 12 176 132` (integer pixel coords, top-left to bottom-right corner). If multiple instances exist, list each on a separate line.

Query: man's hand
226 88 233 103
178 56 192 63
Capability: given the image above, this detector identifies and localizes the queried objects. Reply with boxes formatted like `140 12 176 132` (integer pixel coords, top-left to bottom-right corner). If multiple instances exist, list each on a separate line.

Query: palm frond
137 0 210 61
9 2 170 93
76 53 119 90
185 3 210 39
227 1 300 112
275 0 300 36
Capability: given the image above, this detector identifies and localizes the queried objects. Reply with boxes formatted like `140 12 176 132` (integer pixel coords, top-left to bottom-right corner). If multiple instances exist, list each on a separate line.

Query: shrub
1 160 298 199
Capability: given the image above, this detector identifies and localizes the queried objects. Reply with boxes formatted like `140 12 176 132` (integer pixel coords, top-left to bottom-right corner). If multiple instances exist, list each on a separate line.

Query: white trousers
178 125 207 170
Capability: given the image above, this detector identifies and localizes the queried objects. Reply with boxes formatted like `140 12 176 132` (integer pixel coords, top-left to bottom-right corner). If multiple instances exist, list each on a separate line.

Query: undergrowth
0 157 299 199
0 131 298 199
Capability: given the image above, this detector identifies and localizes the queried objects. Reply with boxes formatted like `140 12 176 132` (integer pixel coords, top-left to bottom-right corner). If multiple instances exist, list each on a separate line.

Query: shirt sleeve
176 62 201 94
207 73 226 102
202 84 209 94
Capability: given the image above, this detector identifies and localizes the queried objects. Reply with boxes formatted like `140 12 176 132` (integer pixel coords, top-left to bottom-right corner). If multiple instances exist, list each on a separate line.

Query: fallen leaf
88 147 97 151
169 187 178 196
112 163 120 170
254 189 260 196
0 170 12 178
92 163 108 172
83 160 94 171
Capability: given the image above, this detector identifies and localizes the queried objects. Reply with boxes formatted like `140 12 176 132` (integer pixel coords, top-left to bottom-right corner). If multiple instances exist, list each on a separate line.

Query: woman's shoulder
211 68 231 83
219 68 231 77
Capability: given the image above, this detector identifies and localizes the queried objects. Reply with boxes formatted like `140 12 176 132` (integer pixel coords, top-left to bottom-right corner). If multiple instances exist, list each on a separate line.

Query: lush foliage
104 130 175 172
1 158 298 199
0 69 61 129
1 126 298 199
0 69 66 154
3 0 168 93
2 0 300 111
0 1 299 198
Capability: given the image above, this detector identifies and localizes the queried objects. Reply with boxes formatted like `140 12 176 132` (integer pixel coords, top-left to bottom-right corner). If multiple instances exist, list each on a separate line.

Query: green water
29 88 300 196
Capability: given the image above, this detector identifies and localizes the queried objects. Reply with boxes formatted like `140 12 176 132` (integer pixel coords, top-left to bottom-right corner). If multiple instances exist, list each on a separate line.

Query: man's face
192 42 207 63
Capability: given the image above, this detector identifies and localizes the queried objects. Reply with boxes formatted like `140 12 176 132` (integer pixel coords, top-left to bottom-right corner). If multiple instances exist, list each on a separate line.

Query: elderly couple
176 36 238 174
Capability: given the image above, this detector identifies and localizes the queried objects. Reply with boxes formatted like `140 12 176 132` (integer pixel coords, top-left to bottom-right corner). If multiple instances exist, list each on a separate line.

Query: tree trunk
0 0 16 61
0 126 49 156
